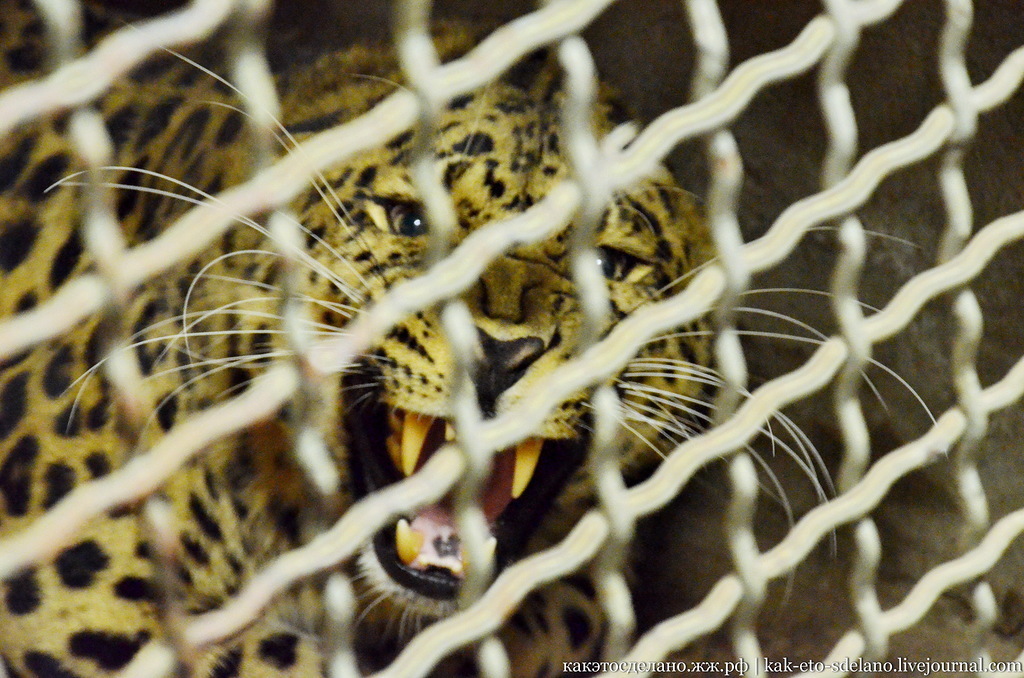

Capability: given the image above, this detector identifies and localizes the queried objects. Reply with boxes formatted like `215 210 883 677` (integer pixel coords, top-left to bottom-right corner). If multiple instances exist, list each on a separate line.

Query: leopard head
279 36 712 621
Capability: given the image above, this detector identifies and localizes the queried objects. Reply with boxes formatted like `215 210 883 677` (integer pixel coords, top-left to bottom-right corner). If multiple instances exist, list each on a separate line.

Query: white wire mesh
0 0 1023 676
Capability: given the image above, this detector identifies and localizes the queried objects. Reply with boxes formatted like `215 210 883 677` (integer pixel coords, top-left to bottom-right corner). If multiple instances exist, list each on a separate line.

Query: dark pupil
396 208 426 236
598 251 617 278
597 247 624 279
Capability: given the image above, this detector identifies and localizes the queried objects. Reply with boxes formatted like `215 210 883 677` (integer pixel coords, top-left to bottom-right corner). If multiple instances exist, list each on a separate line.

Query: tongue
407 506 465 575
400 448 516 577
482 447 516 521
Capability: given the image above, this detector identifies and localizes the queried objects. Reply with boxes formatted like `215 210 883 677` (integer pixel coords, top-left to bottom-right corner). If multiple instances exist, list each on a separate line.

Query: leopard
0 1 714 676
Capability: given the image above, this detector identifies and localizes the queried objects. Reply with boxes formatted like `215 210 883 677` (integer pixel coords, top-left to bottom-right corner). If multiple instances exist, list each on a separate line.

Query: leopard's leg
500 577 606 678
195 615 326 678
0 312 329 677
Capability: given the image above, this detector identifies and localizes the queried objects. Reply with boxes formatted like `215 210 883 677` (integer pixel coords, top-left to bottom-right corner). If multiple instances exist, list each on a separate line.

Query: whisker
622 368 723 391
57 172 365 303
65 300 298 427
264 108 389 294
355 590 391 629
804 225 921 250
143 351 289 436
740 287 883 314
635 317 931 423
618 376 830 502
345 390 380 413
625 357 723 380
655 223 921 296
587 400 671 459
618 382 712 426
615 399 697 446
193 273 357 324
729 321 932 422
152 48 385 294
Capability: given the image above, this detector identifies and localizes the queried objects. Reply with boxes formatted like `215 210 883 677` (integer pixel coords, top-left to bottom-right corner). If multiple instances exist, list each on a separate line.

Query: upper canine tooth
445 422 456 441
395 518 424 566
386 432 401 471
401 412 433 476
511 438 543 499
386 411 403 470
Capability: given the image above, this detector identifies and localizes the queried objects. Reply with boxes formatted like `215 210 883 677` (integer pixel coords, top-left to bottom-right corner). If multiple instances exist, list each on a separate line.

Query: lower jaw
364 439 589 597
371 525 461 601
355 546 459 621
342 372 591 605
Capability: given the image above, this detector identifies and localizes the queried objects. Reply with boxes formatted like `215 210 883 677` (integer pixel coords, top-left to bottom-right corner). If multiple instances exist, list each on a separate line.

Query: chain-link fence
2 0 1024 676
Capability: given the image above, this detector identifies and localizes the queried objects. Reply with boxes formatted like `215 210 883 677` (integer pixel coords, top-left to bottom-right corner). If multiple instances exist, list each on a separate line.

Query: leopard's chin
344 372 588 604
356 547 460 621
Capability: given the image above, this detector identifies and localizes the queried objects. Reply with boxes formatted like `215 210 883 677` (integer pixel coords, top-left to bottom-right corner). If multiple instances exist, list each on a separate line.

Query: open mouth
346 377 588 601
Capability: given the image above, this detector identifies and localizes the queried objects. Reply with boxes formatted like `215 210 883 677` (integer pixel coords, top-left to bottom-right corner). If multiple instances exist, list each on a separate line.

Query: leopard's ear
503 48 559 99
656 179 713 273
431 20 482 64
432 20 560 103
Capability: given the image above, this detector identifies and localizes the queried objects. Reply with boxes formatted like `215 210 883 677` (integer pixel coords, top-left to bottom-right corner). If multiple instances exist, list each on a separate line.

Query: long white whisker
143 351 290 436
639 318 931 423
656 225 920 295
743 444 794 523
65 299 299 429
260 102 388 293
622 368 723 390
355 591 390 629
619 376 830 501
183 256 277 363
618 383 712 425
615 398 698 444
589 401 673 459
729 322 932 422
147 350 290 385
804 225 921 249
190 273 359 322
740 287 883 314
612 400 795 510
57 171 364 302
620 389 697 439
152 47 380 294
626 356 722 374
769 409 833 499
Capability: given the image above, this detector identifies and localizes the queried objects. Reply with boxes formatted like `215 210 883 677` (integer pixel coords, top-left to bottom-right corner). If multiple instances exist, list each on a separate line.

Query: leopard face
280 55 712 621
0 8 711 675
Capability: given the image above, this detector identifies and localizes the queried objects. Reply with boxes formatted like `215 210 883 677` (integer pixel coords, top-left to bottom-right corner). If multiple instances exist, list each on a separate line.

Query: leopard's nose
474 331 545 416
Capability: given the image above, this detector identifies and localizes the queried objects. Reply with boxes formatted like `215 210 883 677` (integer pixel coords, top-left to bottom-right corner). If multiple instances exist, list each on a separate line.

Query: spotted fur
0 3 711 676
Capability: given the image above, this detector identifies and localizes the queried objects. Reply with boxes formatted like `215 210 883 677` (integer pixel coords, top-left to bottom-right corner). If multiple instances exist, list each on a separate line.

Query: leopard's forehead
343 82 572 227
281 39 609 242
434 87 568 221
293 79 689 268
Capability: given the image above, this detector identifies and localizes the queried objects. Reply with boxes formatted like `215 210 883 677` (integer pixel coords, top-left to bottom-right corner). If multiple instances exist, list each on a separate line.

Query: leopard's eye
596 246 645 282
388 203 427 237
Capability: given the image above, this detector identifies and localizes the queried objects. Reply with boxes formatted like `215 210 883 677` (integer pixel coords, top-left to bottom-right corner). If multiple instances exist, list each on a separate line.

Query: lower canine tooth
511 438 543 499
484 536 497 563
395 518 424 566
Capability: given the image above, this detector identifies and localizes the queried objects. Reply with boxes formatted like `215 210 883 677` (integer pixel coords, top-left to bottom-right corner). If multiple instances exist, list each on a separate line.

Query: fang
396 518 424 566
